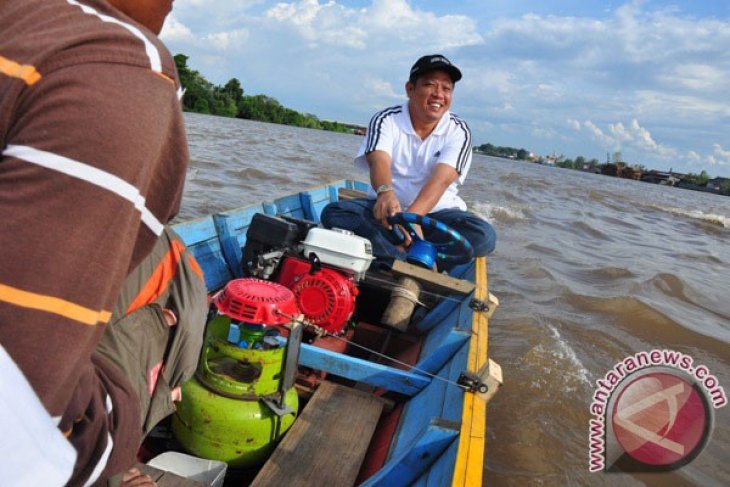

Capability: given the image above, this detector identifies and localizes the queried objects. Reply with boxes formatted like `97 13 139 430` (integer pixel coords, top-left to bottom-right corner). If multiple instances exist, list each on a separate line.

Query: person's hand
373 191 401 229
121 468 157 487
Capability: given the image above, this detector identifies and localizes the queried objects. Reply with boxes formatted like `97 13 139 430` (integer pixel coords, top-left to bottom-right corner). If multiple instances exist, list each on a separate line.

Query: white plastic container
147 452 227 487
301 227 374 275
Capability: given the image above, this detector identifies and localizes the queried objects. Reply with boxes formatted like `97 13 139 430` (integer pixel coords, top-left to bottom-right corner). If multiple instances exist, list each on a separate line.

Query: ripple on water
227 167 292 184
472 201 530 224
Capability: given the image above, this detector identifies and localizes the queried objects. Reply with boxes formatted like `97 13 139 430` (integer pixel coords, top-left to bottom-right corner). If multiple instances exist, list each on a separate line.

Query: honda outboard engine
274 228 373 335
242 214 374 336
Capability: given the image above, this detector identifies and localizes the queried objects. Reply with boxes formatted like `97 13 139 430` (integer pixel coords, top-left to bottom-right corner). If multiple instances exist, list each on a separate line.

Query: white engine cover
301 228 374 275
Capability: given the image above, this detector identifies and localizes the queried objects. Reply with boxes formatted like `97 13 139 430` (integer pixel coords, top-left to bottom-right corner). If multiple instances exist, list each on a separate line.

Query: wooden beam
276 338 430 396
389 260 475 296
252 381 384 487
338 187 369 200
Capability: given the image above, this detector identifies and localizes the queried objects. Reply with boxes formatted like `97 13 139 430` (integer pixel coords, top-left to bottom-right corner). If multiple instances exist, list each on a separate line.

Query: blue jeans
320 198 496 269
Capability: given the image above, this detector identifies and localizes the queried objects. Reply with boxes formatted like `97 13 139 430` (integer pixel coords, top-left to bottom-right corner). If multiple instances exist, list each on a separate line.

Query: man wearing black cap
322 54 496 269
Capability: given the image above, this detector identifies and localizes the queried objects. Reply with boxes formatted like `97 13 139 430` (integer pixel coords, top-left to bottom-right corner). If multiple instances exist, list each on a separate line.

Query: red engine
275 256 358 335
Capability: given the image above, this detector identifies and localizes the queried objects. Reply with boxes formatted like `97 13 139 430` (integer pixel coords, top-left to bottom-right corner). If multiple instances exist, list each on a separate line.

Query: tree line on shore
174 54 351 134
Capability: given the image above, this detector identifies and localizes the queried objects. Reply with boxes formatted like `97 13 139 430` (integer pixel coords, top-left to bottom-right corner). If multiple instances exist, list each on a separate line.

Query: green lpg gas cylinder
173 314 299 467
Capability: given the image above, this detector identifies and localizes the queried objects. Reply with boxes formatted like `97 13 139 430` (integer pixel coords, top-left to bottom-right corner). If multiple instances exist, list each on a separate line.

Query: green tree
222 78 244 102
685 170 710 186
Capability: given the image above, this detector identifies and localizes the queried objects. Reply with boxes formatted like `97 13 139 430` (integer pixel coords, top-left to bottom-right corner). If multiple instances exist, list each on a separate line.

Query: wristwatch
376 184 394 195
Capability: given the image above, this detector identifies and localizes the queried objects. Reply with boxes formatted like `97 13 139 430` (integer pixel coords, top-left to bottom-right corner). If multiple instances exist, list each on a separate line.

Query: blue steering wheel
387 212 474 268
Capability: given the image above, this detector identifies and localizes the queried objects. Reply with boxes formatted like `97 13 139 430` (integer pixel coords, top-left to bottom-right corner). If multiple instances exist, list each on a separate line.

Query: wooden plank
389 260 475 296
252 381 384 487
360 419 459 487
338 187 368 200
275 338 430 396
345 180 370 192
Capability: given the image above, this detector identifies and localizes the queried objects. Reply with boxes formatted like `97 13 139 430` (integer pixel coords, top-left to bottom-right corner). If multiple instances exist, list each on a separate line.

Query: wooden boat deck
252 381 385 487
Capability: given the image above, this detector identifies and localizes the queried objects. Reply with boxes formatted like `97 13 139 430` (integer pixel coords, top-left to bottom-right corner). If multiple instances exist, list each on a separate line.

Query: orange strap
126 241 205 314
126 241 185 314
0 55 41 85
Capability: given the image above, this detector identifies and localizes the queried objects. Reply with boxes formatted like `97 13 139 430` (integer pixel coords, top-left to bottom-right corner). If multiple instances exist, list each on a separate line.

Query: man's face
406 70 454 126
108 0 174 34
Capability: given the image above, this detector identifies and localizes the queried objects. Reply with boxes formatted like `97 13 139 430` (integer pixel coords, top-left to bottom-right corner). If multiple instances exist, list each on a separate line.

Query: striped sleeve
440 114 473 183
0 61 185 484
364 105 402 154
355 105 402 173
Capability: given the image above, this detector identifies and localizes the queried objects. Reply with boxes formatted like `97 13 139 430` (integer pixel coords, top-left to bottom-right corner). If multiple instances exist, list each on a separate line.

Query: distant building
707 177 730 190
641 170 681 186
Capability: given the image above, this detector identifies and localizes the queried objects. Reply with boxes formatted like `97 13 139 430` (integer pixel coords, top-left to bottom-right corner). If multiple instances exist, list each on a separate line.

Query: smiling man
322 54 496 269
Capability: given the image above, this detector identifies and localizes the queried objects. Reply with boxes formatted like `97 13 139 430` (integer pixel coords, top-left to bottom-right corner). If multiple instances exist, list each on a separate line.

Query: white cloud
687 151 701 163
204 30 250 50
161 15 249 51
584 120 614 147
161 15 196 43
706 144 730 167
262 0 481 51
567 119 581 131
364 77 401 103
532 126 559 140
585 118 677 160
662 64 725 92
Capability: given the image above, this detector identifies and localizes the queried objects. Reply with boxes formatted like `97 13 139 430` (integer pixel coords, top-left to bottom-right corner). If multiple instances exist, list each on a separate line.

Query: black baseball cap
409 54 462 84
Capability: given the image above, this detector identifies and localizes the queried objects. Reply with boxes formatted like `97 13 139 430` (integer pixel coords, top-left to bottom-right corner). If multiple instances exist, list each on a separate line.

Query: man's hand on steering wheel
387 212 475 266
374 190 400 226
373 191 417 249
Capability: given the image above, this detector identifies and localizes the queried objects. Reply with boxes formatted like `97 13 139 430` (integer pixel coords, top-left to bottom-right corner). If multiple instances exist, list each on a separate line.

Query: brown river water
179 112 729 487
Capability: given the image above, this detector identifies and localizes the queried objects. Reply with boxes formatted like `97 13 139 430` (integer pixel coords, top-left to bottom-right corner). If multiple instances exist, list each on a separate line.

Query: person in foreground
0 0 204 485
321 54 496 270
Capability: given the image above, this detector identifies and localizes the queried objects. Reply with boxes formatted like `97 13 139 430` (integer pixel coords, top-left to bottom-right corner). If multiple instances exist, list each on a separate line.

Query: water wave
471 201 529 223
651 205 730 228
568 220 611 241
227 167 292 184
522 322 592 393
547 324 593 389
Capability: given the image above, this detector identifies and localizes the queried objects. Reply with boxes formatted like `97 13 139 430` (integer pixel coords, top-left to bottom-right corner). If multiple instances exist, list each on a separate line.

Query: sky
161 0 730 177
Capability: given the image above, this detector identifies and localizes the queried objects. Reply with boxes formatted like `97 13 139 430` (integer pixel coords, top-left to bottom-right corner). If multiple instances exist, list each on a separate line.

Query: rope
362 273 469 306
389 286 428 307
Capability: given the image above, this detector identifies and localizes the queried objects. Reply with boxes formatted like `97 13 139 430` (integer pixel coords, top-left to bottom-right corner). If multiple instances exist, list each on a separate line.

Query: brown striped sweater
0 0 189 484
